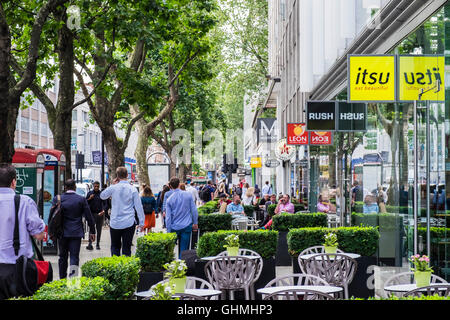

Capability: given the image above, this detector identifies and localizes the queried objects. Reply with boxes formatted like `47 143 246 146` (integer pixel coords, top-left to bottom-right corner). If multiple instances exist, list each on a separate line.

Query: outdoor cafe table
135 288 222 299
384 283 450 295
200 255 261 261
257 285 344 298
298 253 361 260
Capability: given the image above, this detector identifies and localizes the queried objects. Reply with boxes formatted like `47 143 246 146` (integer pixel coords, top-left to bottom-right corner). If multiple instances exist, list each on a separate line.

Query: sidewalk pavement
43 214 291 279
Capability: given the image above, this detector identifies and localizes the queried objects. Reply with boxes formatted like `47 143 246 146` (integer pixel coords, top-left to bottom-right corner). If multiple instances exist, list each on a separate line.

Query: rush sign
310 131 333 145
287 123 308 145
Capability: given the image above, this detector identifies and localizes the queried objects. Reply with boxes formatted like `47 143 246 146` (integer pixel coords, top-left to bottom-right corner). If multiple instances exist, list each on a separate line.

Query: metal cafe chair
384 271 447 298
218 248 263 300
297 246 344 274
403 284 450 298
204 255 257 300
263 288 335 301
302 253 357 299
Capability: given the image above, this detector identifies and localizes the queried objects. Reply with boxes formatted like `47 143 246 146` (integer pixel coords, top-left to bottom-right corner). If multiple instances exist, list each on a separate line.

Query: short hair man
86 181 108 250
165 177 198 259
0 164 45 299
100 166 145 257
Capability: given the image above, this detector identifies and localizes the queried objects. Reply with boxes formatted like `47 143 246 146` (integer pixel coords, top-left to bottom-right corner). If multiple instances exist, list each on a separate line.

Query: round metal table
257 285 343 298
384 283 450 294
299 253 361 260
135 288 222 299
200 255 261 261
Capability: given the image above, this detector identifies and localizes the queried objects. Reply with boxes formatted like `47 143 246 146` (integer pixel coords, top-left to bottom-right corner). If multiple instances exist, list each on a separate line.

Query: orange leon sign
287 123 308 145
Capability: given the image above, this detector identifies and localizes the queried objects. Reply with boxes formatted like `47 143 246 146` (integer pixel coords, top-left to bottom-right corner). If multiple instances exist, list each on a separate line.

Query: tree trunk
102 124 125 181
169 161 176 178
131 105 150 186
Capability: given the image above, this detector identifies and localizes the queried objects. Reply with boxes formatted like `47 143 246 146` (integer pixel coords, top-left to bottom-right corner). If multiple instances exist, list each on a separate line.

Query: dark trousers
110 224 135 257
58 237 82 279
0 264 17 300
88 213 104 247
173 225 192 259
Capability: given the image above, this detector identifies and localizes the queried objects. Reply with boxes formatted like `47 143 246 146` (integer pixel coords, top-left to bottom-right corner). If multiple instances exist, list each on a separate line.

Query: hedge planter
272 213 328 231
135 232 177 273
348 256 377 298
254 257 276 300
275 231 291 266
198 214 233 235
136 271 164 294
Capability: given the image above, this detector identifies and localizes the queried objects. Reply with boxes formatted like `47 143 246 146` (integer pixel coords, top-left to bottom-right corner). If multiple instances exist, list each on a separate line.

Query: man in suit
86 181 108 250
50 179 96 279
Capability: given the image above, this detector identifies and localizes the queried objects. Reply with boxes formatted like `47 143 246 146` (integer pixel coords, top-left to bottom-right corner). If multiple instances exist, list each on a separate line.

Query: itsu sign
287 123 308 145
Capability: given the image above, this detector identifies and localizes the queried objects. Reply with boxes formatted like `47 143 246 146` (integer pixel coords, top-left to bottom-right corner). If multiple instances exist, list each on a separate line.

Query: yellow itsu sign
348 55 396 102
398 55 445 101
250 157 262 168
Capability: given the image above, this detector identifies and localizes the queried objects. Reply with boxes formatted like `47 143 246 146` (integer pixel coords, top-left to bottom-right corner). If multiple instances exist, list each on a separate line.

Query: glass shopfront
310 4 450 280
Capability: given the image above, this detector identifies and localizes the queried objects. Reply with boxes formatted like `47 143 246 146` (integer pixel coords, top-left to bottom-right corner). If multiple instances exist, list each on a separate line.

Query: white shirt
242 195 255 206
262 184 272 196
186 184 199 204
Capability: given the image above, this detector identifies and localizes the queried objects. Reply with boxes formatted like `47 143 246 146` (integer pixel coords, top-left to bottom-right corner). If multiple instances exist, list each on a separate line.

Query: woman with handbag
141 186 157 234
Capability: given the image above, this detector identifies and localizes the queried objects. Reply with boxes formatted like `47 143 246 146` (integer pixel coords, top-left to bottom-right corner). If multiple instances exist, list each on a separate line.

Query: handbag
13 194 53 296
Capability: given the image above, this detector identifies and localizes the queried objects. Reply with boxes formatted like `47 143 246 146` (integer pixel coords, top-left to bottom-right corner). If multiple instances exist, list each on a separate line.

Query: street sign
274 138 296 161
250 157 262 168
309 131 333 145
306 101 336 131
287 123 308 145
256 118 278 144
265 158 280 168
398 55 445 101
337 102 367 131
347 55 396 102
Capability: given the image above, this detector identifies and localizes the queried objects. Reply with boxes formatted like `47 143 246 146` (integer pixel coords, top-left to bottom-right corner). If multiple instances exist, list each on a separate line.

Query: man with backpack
0 164 46 299
85 181 108 250
199 180 215 203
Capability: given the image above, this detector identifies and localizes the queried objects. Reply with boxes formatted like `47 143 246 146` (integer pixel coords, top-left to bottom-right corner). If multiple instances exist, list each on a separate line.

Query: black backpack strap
13 194 21 256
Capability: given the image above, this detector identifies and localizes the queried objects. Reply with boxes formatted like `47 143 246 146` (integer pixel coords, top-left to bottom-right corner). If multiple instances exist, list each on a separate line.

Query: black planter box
348 256 377 299
292 256 301 274
194 259 208 282
275 231 292 266
136 271 164 294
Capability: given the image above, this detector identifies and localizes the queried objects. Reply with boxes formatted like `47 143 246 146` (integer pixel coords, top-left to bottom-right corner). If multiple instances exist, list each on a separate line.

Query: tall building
265 0 450 291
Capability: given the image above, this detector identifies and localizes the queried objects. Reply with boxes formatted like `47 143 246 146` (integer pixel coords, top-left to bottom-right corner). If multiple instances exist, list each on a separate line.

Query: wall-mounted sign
287 123 308 145
275 138 296 161
250 157 262 168
257 118 277 144
337 102 367 131
348 55 396 102
309 132 333 145
398 55 445 101
306 101 336 131
265 158 280 168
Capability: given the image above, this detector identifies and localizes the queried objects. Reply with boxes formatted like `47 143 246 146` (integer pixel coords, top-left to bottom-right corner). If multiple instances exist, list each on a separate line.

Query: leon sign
287 123 308 145
348 55 396 102
310 132 333 145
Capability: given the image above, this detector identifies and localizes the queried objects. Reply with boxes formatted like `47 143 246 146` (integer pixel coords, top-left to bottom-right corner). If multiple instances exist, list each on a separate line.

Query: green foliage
198 213 233 233
267 204 277 217
197 230 278 259
24 277 109 300
135 232 177 272
287 227 379 257
272 213 328 232
150 282 179 300
353 294 450 300
163 259 187 279
81 255 140 300
294 204 306 212
243 205 255 217
351 212 403 232
198 200 219 214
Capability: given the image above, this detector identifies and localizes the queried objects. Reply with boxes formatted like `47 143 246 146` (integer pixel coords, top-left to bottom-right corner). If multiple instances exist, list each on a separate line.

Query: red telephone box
38 149 66 255
12 148 46 253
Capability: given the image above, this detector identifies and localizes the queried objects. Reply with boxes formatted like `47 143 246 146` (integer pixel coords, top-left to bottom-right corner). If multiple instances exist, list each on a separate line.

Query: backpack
142 199 154 215
199 186 211 202
48 195 63 241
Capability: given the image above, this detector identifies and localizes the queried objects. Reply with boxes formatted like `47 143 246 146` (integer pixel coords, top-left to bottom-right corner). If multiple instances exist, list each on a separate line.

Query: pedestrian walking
157 185 170 228
100 167 145 257
0 164 46 299
50 179 96 279
165 178 198 259
85 181 108 250
141 186 157 234
261 181 272 196
185 179 200 206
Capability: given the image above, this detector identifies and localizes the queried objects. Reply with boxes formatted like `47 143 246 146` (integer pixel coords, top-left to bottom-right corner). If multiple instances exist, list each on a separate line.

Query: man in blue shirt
165 177 198 259
100 167 144 257
226 195 245 218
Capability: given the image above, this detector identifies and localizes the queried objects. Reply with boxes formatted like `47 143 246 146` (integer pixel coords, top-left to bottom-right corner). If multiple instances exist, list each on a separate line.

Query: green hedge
272 213 328 231
197 230 278 259
198 200 219 215
21 277 109 300
81 256 140 300
198 213 233 233
355 294 450 300
351 212 403 232
287 227 379 257
135 232 177 272
243 205 255 217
